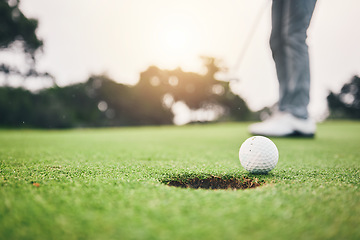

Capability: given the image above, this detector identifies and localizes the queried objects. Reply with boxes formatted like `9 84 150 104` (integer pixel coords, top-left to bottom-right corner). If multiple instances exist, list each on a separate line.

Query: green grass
0 121 359 240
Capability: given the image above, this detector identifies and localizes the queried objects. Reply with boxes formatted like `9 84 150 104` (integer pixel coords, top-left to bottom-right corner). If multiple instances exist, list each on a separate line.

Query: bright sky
6 0 360 119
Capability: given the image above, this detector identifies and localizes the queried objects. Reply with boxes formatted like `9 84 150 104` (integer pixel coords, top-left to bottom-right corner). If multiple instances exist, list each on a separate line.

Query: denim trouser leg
270 0 317 119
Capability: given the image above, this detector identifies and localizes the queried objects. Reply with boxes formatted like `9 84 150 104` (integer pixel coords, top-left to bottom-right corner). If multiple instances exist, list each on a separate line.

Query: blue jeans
270 0 317 119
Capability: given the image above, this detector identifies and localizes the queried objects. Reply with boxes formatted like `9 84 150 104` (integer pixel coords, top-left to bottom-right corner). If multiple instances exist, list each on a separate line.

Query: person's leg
248 0 317 137
270 0 287 110
277 0 317 119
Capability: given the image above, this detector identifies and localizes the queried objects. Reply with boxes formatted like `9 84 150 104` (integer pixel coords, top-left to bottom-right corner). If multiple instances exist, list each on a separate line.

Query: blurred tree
136 57 251 122
0 0 53 83
327 75 360 119
0 86 32 127
0 0 42 54
0 58 252 128
92 75 174 125
0 85 98 128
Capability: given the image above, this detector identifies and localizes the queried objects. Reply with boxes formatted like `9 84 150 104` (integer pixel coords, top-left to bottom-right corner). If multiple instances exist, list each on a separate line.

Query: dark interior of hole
164 176 264 190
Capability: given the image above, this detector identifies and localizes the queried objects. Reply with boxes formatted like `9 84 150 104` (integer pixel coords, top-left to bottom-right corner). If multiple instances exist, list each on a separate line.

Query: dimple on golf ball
239 136 279 174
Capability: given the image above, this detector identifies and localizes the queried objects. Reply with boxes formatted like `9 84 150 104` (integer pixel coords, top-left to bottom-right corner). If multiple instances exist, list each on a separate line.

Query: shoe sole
251 131 315 138
286 131 315 138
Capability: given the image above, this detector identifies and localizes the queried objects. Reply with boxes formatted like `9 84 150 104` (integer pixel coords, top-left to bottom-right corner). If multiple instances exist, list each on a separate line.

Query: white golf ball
239 136 279 174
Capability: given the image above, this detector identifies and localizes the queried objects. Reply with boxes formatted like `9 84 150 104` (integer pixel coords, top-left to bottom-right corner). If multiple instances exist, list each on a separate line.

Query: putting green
0 121 359 240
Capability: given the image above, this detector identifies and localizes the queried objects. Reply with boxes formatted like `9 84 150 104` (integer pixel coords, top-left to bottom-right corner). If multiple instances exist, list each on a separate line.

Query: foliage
0 0 42 55
0 0 53 81
0 58 252 128
327 75 360 119
137 57 251 122
0 85 97 128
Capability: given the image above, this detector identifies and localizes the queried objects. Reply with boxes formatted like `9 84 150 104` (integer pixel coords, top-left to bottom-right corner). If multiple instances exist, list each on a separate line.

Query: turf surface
0 121 359 240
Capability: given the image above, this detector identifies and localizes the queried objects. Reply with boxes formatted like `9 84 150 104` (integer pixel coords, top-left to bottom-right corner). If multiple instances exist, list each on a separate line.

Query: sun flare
155 14 200 69
162 28 188 54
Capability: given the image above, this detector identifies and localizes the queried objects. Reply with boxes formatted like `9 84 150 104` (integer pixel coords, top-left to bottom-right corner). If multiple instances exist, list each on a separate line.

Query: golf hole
163 175 264 190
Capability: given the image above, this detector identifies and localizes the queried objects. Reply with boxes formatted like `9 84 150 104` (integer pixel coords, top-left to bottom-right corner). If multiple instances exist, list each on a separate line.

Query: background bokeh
1 0 360 127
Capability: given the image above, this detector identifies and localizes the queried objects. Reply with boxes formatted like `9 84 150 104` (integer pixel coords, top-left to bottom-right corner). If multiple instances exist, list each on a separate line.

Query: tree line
0 0 359 128
0 58 254 128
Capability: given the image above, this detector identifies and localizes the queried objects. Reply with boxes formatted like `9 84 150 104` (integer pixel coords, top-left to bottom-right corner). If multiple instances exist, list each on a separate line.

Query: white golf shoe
249 112 316 137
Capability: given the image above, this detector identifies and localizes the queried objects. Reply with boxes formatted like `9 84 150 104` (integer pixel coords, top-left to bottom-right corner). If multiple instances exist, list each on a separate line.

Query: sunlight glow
162 28 188 54
155 13 201 70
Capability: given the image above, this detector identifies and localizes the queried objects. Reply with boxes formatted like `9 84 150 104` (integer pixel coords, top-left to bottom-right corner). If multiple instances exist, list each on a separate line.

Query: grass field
0 121 359 240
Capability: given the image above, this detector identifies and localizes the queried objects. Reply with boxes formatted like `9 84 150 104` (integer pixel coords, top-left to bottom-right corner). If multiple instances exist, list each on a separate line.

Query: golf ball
239 136 279 174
